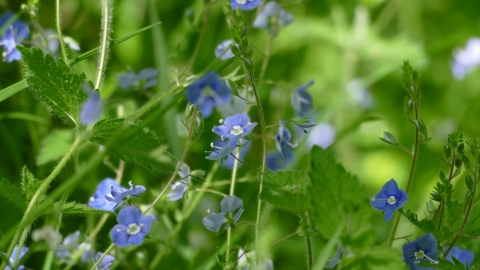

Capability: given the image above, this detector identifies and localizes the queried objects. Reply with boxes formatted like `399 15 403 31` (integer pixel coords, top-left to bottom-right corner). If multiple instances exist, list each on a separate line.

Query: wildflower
54 231 94 264
95 252 115 270
215 40 235 60
202 195 244 233
0 12 29 62
186 71 232 118
266 152 287 172
370 179 408 222
167 163 191 201
80 92 103 126
451 37 480 80
402 233 438 269
4 246 28 270
275 120 296 161
88 178 127 211
325 247 345 269
238 249 274 270
206 139 239 160
443 246 474 267
253 1 294 37
231 0 261 11
110 206 155 247
291 80 314 116
118 68 159 90
307 123 336 149
213 113 257 140
105 181 146 204
221 139 251 169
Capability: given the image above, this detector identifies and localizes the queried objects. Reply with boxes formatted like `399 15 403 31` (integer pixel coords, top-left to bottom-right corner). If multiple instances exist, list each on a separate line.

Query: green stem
259 34 274 82
12 226 30 268
91 244 115 270
306 235 313 270
56 0 69 63
432 149 456 221
95 0 112 90
226 146 241 264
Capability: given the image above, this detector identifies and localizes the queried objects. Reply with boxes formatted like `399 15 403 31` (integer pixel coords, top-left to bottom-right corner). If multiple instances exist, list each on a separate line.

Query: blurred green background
1 0 480 269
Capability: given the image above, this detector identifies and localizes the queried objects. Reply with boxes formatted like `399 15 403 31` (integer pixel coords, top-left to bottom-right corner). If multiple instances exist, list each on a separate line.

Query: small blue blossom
266 152 287 172
88 178 127 211
213 113 258 140
451 37 480 80
167 163 191 201
275 120 296 161
105 181 146 204
402 233 438 270
186 72 232 118
54 231 94 264
118 68 159 90
443 246 474 267
291 80 314 116
206 139 239 160
253 2 294 37
370 179 408 222
4 246 28 270
221 139 251 169
202 195 244 233
80 92 103 126
95 252 115 270
215 40 236 60
110 206 155 247
0 12 29 62
231 0 261 11
307 123 336 150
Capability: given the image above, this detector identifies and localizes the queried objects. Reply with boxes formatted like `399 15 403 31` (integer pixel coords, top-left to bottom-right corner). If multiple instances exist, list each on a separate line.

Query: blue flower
213 113 257 140
54 231 94 264
275 120 296 161
266 152 287 172
186 72 232 118
80 92 103 126
402 233 438 270
291 80 314 116
451 37 480 80
110 206 155 247
370 179 408 222
95 252 115 270
118 68 159 90
307 123 336 149
215 40 236 60
4 246 28 270
221 139 251 169
231 0 261 11
88 178 127 211
0 12 29 63
202 195 244 233
443 246 474 267
253 2 294 37
167 163 191 201
325 247 345 269
206 139 239 160
105 181 146 204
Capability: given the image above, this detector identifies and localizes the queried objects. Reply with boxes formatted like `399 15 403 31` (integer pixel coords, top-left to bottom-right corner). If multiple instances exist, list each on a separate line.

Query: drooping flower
213 113 257 140
0 12 29 62
253 1 294 37
105 181 146 204
54 231 94 264
118 68 159 90
110 206 155 247
307 123 336 150
167 163 191 201
88 178 127 211
291 80 314 116
266 152 287 172
275 120 296 161
206 139 239 160
4 246 29 270
95 252 115 270
443 246 474 268
402 233 438 269
451 37 480 80
221 139 251 169
370 179 408 222
202 195 244 233
215 40 235 60
80 92 103 126
238 249 274 270
186 72 232 118
231 0 261 11
325 247 345 269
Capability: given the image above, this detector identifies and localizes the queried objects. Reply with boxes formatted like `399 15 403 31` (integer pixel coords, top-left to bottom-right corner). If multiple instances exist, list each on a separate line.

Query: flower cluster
0 12 29 62
203 195 244 233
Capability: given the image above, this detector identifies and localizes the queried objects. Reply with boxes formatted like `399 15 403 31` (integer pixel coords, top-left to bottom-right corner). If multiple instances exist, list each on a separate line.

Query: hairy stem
306 235 313 270
432 149 456 221
56 0 69 63
12 226 30 268
95 0 113 90
259 34 274 81
226 146 241 264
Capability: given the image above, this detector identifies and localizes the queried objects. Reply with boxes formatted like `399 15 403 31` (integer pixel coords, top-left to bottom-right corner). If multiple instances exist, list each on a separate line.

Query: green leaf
36 129 75 166
89 118 175 173
260 170 309 213
18 46 88 125
39 202 115 218
21 166 45 202
307 146 371 241
340 247 403 270
399 208 453 244
0 178 26 212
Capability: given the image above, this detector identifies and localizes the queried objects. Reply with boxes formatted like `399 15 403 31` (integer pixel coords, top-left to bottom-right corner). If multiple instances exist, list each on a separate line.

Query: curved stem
56 0 69 63
226 146 241 264
95 0 112 90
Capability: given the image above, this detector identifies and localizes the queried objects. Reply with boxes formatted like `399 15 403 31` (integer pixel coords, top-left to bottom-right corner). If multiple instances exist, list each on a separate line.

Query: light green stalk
226 146 241 263
94 0 113 90
55 0 69 63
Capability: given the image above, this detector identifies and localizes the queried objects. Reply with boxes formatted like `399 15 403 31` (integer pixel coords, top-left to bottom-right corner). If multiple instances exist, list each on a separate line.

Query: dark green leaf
0 178 26 212
36 129 75 166
260 170 309 213
39 202 115 218
21 166 44 202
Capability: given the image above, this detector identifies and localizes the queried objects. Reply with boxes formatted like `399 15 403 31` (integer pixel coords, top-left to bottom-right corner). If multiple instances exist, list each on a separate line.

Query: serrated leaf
399 209 453 244
0 178 26 212
18 46 87 124
36 129 75 166
21 166 45 202
307 146 371 240
341 247 403 270
260 170 309 212
89 118 175 173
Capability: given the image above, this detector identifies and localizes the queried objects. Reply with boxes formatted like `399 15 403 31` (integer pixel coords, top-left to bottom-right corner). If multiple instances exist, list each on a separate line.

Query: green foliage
399 209 453 244
39 202 115 218
36 129 75 166
0 80 28 103
340 247 403 270
307 146 372 242
0 178 26 212
259 170 309 213
89 118 175 173
18 46 88 125
21 166 44 202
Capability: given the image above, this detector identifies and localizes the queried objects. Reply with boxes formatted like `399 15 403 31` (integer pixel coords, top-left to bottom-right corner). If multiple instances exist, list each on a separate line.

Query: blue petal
199 98 215 118
215 40 235 60
231 0 261 11
444 246 474 267
137 68 159 80
206 139 238 160
95 252 115 270
88 178 126 211
117 206 143 226
7 246 28 270
140 215 155 235
381 179 400 198
203 212 226 232
212 125 231 137
416 233 438 258
167 182 188 201
110 225 129 247
224 113 251 127
383 204 396 222
221 140 251 169
253 13 269 29
221 195 243 213
370 191 387 211
266 152 287 172
279 10 294 27
118 72 137 89
80 93 103 125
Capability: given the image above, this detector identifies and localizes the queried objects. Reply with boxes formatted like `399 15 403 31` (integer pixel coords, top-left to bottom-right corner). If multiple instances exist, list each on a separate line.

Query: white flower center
414 250 425 260
236 0 247 4
387 196 397 205
127 223 141 235
230 125 244 135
